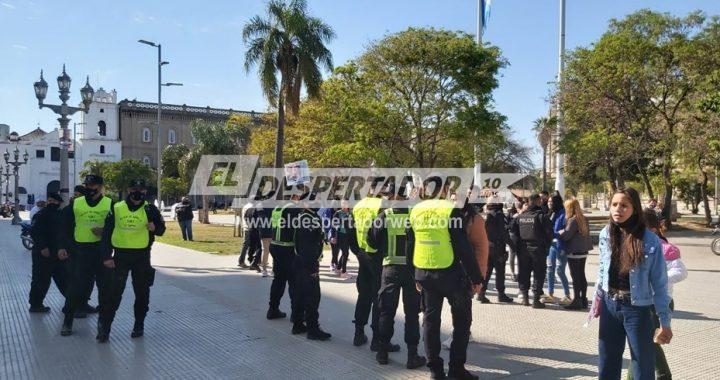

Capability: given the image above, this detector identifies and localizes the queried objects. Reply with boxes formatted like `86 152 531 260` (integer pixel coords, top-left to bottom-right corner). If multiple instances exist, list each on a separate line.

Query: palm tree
533 116 557 191
243 0 335 168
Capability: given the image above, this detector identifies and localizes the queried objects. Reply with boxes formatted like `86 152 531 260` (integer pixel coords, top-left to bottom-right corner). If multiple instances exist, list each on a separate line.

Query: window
168 129 176 144
100 108 104 113
142 128 152 143
142 155 151 165
50 147 60 161
68 151 74 159
100 145 105 154
98 120 107 136
36 149 44 158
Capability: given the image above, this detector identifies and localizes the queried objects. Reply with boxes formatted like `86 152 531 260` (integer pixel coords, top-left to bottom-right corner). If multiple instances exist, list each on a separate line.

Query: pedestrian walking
332 201 352 278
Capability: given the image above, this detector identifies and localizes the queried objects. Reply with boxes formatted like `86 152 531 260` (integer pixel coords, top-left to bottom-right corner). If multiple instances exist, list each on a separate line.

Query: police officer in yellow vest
266 194 302 320
58 174 113 336
407 185 483 380
348 190 392 351
367 183 426 369
97 179 165 343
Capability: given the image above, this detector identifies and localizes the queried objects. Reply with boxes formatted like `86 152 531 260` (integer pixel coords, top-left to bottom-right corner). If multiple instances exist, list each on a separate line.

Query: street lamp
5 146 29 224
138 39 183 207
34 65 94 202
1 164 12 203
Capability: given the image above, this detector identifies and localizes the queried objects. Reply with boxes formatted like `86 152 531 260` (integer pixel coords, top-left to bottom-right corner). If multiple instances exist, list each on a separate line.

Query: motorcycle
20 222 33 251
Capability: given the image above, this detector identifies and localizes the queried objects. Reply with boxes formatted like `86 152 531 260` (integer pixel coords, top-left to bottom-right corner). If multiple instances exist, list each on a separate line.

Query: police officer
291 196 332 340
266 195 301 320
348 190 396 352
28 192 67 313
367 184 426 368
407 187 483 380
59 174 113 336
511 193 553 308
97 179 165 342
478 201 513 303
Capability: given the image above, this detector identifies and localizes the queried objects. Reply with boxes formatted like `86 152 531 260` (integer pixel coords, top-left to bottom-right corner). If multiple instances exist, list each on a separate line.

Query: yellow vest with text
383 208 409 266
111 201 150 249
73 196 112 243
409 199 454 269
352 197 382 253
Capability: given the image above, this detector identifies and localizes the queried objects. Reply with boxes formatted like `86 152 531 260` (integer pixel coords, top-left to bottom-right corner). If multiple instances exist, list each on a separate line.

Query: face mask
182 200 189 205
46 203 60 210
85 188 98 197
130 191 145 202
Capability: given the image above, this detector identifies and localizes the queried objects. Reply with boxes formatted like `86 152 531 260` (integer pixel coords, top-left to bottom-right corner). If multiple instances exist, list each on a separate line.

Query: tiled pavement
1 220 718 379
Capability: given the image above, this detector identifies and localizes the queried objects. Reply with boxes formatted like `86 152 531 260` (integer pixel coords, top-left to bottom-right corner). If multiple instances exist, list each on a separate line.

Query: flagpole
554 0 566 196
474 0 484 189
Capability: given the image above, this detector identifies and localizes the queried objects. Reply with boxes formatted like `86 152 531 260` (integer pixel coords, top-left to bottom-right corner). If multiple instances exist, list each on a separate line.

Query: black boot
532 293 545 309
291 322 308 335
520 291 530 306
307 326 331 341
581 296 589 309
96 320 111 343
131 320 144 338
29 305 51 313
60 314 73 336
406 345 427 369
497 292 514 303
475 291 490 303
371 336 400 352
266 308 287 320
430 363 446 379
447 366 479 380
376 348 389 365
563 297 583 310
353 324 368 346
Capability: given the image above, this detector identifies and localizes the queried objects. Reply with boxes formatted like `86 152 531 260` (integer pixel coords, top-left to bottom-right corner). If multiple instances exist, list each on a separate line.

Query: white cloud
1 2 16 9
11 44 28 50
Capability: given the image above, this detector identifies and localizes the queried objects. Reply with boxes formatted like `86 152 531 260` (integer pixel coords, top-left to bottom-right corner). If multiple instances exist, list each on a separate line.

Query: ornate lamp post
1 164 12 203
34 65 94 202
4 147 29 224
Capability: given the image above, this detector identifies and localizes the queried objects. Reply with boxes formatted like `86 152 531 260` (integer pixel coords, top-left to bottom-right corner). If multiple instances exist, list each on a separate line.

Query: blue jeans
599 294 656 380
179 220 193 241
546 241 569 296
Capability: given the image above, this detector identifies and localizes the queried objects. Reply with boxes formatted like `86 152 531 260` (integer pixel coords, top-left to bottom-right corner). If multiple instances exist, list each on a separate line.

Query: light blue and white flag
481 0 492 33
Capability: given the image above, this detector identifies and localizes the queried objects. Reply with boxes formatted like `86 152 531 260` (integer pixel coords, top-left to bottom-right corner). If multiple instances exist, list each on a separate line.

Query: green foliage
80 159 153 199
162 144 190 179
161 177 188 201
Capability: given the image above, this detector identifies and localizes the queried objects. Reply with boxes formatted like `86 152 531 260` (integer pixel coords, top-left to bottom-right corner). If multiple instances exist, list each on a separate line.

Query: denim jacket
551 210 566 251
597 226 672 327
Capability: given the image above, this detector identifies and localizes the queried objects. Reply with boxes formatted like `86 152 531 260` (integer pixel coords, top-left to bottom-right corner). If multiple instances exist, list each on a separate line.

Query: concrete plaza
1 219 718 379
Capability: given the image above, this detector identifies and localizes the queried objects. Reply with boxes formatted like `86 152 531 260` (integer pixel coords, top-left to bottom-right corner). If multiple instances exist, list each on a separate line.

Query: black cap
47 192 63 202
83 174 104 185
128 179 147 189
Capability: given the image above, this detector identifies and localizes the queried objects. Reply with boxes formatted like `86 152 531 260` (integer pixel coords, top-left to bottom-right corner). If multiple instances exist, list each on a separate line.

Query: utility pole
554 0 566 196
474 0 485 191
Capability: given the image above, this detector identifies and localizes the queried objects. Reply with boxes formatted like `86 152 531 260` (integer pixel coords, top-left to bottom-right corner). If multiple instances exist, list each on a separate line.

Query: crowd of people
22 176 687 379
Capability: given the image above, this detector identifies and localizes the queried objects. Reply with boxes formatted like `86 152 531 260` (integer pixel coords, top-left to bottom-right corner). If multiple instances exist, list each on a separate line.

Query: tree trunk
700 165 712 226
607 160 618 192
637 161 654 199
542 147 547 191
661 159 673 229
275 90 285 169
200 194 210 224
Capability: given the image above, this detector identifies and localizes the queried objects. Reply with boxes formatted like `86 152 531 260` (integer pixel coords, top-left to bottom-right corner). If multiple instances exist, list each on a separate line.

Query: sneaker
497 293 514 303
249 264 261 272
81 304 99 314
29 305 51 313
353 327 368 346
376 350 389 365
540 295 556 304
266 309 287 320
447 367 479 380
559 295 573 306
96 320 111 343
307 327 331 341
330 263 337 271
131 321 144 338
261 269 269 278
292 323 308 335
475 293 491 304
532 299 546 309
237 262 249 269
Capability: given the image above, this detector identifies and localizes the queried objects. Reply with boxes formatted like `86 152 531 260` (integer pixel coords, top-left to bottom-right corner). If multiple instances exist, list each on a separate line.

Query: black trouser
419 273 473 372
378 265 420 347
331 242 339 267
517 244 547 296
29 250 68 308
567 256 588 300
291 257 321 328
353 250 383 333
268 244 297 311
336 234 350 273
483 246 507 293
99 250 155 325
239 229 260 264
64 247 104 318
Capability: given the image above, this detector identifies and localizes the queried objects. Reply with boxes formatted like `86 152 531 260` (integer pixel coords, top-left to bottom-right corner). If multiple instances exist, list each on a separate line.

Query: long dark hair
609 187 646 273
643 209 667 242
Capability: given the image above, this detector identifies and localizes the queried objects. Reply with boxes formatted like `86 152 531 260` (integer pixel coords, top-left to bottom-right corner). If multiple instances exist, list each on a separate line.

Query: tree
533 116 556 191
243 0 335 168
161 177 188 203
103 159 153 199
162 144 190 179
79 160 111 180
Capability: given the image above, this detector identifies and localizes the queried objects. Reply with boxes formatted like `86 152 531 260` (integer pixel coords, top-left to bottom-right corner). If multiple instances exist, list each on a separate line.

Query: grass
156 222 241 255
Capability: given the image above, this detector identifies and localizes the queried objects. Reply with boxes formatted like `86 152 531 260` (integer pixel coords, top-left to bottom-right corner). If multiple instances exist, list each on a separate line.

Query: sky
2 0 720 166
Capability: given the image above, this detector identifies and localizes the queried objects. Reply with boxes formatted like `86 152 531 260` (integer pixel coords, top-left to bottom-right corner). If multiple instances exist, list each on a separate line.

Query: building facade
76 88 122 185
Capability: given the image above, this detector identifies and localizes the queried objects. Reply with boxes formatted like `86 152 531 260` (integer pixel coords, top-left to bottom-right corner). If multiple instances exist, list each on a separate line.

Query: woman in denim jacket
595 187 673 379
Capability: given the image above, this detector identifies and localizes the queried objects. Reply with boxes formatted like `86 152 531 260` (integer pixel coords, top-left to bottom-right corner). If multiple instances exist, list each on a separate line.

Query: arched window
143 155 151 165
142 128 152 143
100 145 105 154
98 120 107 136
168 129 176 144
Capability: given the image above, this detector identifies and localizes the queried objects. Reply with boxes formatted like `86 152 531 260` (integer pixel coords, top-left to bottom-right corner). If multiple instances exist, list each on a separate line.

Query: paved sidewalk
1 220 718 379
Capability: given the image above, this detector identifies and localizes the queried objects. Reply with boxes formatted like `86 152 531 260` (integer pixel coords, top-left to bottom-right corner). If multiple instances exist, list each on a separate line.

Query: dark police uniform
482 203 513 302
291 207 331 340
28 195 67 312
347 196 384 348
367 206 426 368
511 204 553 307
97 180 165 342
407 199 482 380
267 201 301 319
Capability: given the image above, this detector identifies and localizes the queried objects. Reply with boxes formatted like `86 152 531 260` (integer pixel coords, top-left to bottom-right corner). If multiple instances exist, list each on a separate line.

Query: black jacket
484 205 510 252
406 207 483 286
59 195 115 252
511 205 553 249
294 209 324 273
367 206 410 258
176 203 194 222
31 205 62 255
101 198 166 260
